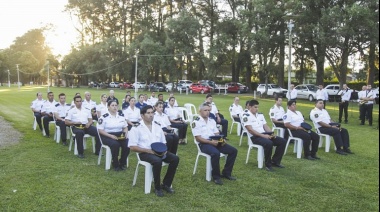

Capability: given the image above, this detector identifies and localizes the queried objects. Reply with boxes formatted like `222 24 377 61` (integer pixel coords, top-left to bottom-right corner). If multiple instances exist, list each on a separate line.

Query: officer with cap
53 93 71 145
41 92 57 138
128 105 179 197
283 100 320 160
192 102 238 185
310 99 353 155
243 100 286 171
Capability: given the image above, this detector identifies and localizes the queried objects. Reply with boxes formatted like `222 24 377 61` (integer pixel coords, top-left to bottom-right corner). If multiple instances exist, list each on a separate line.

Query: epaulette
243 113 250 116
118 111 124 116
244 109 248 112
84 107 90 110
102 113 109 118
154 121 161 126
55 103 60 107
230 104 233 107
271 106 274 109
66 104 71 106
258 112 263 114
195 117 200 121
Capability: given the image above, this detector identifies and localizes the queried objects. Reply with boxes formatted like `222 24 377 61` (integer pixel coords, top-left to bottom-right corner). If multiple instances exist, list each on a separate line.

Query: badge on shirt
98 118 103 125
270 112 274 117
192 122 196 128
283 115 287 120
314 114 319 118
243 117 248 122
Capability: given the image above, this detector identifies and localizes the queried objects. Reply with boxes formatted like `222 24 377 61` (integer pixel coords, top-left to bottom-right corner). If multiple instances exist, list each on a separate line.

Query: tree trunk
367 40 376 85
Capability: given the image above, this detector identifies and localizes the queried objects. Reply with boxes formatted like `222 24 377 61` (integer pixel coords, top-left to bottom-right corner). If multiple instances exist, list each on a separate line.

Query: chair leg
284 138 291 156
33 118 37 130
257 148 264 168
144 165 153 194
325 137 330 152
105 148 112 170
56 128 61 144
205 157 212 182
296 140 302 159
92 137 95 153
239 133 244 146
246 147 251 164
237 123 241 136
193 155 200 175
97 148 102 165
69 137 73 151
133 164 139 186
74 140 78 155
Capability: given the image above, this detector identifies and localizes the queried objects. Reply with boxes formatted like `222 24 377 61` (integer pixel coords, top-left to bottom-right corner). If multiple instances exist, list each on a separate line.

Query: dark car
227 82 248 94
189 83 212 94
150 82 166 92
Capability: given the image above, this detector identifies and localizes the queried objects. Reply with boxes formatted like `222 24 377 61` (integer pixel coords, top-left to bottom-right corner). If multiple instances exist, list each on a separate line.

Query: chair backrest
312 121 322 134
287 128 294 137
184 103 197 116
239 113 247 132
178 107 189 123
96 125 105 145
193 136 202 153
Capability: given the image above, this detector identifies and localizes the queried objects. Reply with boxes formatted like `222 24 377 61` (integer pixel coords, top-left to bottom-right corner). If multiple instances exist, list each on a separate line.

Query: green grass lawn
0 85 379 211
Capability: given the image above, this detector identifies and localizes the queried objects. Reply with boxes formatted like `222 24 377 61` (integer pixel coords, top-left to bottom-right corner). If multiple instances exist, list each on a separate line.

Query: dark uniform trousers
42 115 54 136
338 101 349 122
274 122 289 140
318 127 350 149
251 136 286 167
217 119 229 138
139 152 179 190
360 104 373 125
291 130 319 157
72 126 101 155
170 123 188 139
199 143 237 180
100 133 130 168
34 112 43 131
56 119 68 141
165 133 179 155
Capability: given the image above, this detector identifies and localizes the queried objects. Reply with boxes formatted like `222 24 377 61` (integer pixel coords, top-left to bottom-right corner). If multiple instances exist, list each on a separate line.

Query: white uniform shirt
82 99 97 110
316 89 329 101
229 103 244 117
128 121 166 149
41 100 58 114
191 117 219 140
286 89 298 99
208 102 218 115
97 112 128 133
154 112 171 128
269 105 285 121
165 99 178 107
340 89 352 102
164 105 181 120
123 106 141 122
147 96 158 106
96 102 108 117
242 111 266 136
53 103 71 118
283 110 304 127
310 107 331 128
30 98 44 111
66 107 92 124
364 90 375 104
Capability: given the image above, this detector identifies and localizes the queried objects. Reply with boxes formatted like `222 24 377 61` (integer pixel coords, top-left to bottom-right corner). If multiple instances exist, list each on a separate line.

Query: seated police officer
242 100 286 171
97 100 130 171
191 102 238 185
41 92 57 138
284 100 320 160
65 95 101 158
310 99 353 155
269 97 289 140
53 93 71 146
31 92 44 131
128 105 179 197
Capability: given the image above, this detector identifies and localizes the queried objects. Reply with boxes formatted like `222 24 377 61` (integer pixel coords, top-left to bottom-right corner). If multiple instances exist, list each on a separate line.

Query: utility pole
287 20 294 97
16 64 20 90
7 70 10 88
47 59 50 92
134 51 138 99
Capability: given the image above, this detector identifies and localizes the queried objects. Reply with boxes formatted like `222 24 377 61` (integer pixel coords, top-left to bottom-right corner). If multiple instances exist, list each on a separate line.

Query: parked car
133 82 146 89
109 82 120 88
227 82 248 94
165 82 174 92
324 84 341 96
150 82 166 92
198 80 216 89
295 84 318 101
256 84 287 97
176 83 187 92
178 80 193 88
189 83 212 94
119 82 133 89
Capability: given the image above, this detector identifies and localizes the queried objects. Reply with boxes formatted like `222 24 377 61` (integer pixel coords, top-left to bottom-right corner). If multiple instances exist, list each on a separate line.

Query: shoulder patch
55 103 60 107
98 118 103 125
192 122 196 128
270 112 274 117
66 104 71 106
102 113 109 118
118 111 124 116
154 121 161 126
243 117 248 122
314 114 319 118
195 117 200 121
283 115 287 120
244 109 248 112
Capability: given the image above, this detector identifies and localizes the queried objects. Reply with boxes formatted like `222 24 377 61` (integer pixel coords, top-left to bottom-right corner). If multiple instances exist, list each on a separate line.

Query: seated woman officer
97 100 130 171
154 101 179 154
164 97 188 144
123 97 141 131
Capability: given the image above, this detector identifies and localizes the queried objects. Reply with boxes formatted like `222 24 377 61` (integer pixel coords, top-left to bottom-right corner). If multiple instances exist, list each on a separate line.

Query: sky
0 0 77 56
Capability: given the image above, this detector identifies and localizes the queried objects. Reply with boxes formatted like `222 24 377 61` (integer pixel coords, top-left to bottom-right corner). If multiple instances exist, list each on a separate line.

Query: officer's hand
262 134 271 139
211 140 219 146
147 149 155 154
85 123 91 128
110 135 118 140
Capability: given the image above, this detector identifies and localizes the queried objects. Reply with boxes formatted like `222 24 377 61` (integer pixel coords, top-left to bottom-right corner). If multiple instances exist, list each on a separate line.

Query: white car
166 83 174 92
178 80 193 88
295 84 318 101
324 84 341 96
133 82 146 89
109 82 119 88
256 84 287 97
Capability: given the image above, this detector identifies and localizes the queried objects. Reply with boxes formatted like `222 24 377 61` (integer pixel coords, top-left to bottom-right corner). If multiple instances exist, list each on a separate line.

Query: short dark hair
287 100 296 107
155 101 164 107
125 94 130 99
140 105 153 114
206 94 212 99
275 97 282 101
315 99 324 104
48 91 54 96
58 93 66 98
158 94 163 97
107 100 118 106
247 100 259 107
169 97 175 102
74 95 82 101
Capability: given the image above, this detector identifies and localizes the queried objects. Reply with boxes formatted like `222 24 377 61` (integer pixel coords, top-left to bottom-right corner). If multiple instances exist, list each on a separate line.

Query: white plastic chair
95 126 113 170
132 153 168 194
184 103 199 122
53 116 70 144
192 137 227 181
270 120 285 138
42 119 56 138
68 127 95 155
283 129 303 159
178 107 190 124
32 112 37 130
229 112 241 136
312 122 335 152
239 120 264 168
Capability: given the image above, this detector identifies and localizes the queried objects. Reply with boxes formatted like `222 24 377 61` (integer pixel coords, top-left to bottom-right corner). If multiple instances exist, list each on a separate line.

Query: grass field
0 85 379 211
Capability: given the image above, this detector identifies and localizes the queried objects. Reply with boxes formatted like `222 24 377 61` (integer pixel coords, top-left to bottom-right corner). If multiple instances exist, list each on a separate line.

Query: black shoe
369 124 373 126
114 167 122 172
311 155 321 160
344 120 348 124
343 149 354 154
77 154 85 159
265 166 274 172
304 156 315 160
62 141 68 146
161 184 175 194
45 135 50 138
360 123 364 125
221 175 237 180
336 149 348 155
213 178 223 185
154 189 164 197
272 163 285 168
119 165 126 170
